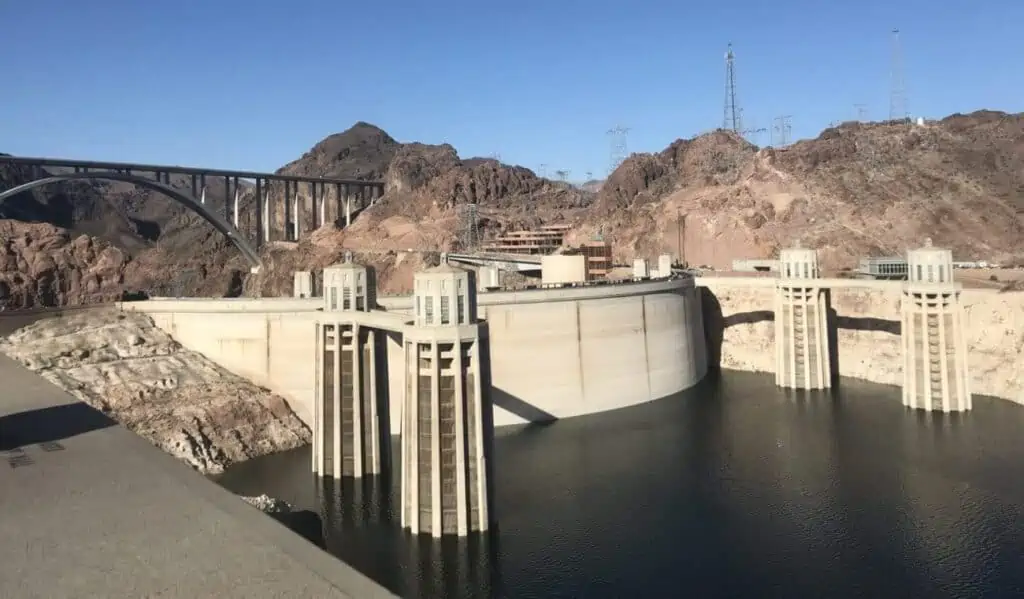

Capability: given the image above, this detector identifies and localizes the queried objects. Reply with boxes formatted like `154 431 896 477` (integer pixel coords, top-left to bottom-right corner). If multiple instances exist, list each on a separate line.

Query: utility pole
723 43 742 133
772 115 793 147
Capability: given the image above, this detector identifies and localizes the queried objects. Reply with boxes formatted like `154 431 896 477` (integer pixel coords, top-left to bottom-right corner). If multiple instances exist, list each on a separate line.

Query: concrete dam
121 275 710 432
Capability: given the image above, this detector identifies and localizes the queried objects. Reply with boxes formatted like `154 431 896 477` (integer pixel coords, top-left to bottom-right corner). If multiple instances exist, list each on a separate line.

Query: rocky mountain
579 111 1024 269
2 110 1023 308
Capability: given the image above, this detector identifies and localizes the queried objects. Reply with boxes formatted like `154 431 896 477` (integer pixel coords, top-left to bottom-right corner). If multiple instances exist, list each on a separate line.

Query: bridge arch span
0 173 262 270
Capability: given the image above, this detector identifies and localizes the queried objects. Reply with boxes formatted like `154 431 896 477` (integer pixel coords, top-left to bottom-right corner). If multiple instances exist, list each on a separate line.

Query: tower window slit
440 296 450 324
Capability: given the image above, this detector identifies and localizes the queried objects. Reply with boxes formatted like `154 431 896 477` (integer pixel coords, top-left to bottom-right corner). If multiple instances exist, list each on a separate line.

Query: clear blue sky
3 0 1022 181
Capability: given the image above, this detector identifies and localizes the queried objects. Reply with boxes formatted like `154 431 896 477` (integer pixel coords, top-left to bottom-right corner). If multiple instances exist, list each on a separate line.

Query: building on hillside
577 239 613 281
856 256 908 280
480 224 570 255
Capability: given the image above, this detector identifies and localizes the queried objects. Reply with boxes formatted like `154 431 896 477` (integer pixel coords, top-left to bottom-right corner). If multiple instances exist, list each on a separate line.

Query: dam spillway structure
774 242 832 390
900 239 971 412
401 263 492 538
312 260 384 479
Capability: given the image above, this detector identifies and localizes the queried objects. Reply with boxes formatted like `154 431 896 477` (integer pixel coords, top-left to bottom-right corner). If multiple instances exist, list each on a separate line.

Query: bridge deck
0 155 383 187
0 352 396 599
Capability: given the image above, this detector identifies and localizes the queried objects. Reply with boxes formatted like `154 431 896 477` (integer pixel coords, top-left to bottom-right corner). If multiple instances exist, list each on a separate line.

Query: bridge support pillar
318 187 326 230
261 191 271 243
401 265 492 538
345 197 352 227
313 260 383 479
774 243 832 390
900 239 971 412
292 189 300 241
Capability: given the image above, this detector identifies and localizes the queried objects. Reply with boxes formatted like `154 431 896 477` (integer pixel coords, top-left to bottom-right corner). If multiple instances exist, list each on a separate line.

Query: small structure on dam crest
312 260 384 478
401 264 492 538
774 242 832 390
901 239 971 412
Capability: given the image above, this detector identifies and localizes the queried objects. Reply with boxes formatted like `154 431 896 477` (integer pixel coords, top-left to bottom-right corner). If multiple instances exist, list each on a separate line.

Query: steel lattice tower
889 28 908 122
723 43 742 133
606 126 630 174
456 203 480 252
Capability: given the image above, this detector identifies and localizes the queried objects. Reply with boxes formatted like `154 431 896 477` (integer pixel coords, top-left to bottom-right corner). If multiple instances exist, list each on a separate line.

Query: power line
606 126 630 175
740 110 767 145
889 28 908 122
772 115 793 147
723 43 742 133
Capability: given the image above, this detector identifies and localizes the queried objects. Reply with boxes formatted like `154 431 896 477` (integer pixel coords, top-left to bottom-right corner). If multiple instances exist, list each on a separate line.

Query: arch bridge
0 155 386 268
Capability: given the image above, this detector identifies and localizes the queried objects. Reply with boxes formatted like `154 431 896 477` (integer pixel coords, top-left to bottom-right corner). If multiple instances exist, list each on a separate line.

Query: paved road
0 350 398 599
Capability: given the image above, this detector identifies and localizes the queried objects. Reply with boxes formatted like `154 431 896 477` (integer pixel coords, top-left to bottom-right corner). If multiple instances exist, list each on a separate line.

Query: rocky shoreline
0 308 311 474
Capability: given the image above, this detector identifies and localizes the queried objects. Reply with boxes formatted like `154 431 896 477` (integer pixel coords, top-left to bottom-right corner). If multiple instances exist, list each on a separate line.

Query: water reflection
216 371 1024 599
307 474 500 597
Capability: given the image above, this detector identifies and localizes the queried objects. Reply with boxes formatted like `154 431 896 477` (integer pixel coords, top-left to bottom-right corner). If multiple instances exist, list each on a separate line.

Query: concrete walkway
0 352 398 599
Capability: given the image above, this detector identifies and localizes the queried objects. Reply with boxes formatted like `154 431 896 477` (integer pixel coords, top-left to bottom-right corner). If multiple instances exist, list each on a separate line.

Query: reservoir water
216 370 1024 598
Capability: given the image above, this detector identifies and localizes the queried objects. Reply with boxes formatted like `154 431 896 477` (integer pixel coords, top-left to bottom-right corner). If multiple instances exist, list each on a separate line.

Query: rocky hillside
244 124 593 297
0 221 131 308
2 110 1023 306
582 111 1024 269
0 308 310 473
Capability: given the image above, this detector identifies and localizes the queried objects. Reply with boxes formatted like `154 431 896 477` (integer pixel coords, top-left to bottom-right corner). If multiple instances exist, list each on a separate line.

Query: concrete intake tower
312 261 384 478
901 239 971 412
774 242 832 390
401 264 492 537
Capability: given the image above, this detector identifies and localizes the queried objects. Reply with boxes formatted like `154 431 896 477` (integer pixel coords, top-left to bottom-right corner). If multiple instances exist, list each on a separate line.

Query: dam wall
699 281 1024 405
119 278 708 431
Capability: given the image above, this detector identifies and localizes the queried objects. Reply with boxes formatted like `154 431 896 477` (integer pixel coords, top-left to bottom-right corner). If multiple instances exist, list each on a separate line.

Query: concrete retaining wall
120 278 709 431
698 282 1024 405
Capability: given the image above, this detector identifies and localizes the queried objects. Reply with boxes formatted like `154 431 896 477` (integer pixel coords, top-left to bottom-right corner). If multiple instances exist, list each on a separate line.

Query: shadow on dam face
491 388 558 424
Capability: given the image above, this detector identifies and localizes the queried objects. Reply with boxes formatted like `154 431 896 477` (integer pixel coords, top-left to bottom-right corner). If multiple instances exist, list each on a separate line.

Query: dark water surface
216 371 1024 598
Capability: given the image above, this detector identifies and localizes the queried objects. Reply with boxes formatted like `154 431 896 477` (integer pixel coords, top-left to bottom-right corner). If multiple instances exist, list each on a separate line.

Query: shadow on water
0 401 117 451
217 371 1024 599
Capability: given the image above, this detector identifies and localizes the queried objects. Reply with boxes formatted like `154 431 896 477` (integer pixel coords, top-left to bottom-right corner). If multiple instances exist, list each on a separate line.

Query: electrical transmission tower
855 103 869 121
772 115 793 147
607 126 630 174
456 203 480 252
555 169 570 182
723 43 742 133
539 163 548 178
585 171 593 181
889 28 908 122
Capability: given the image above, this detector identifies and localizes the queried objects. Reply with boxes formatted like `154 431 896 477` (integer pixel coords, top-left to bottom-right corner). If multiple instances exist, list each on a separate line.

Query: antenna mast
889 28 908 122
723 43 742 133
